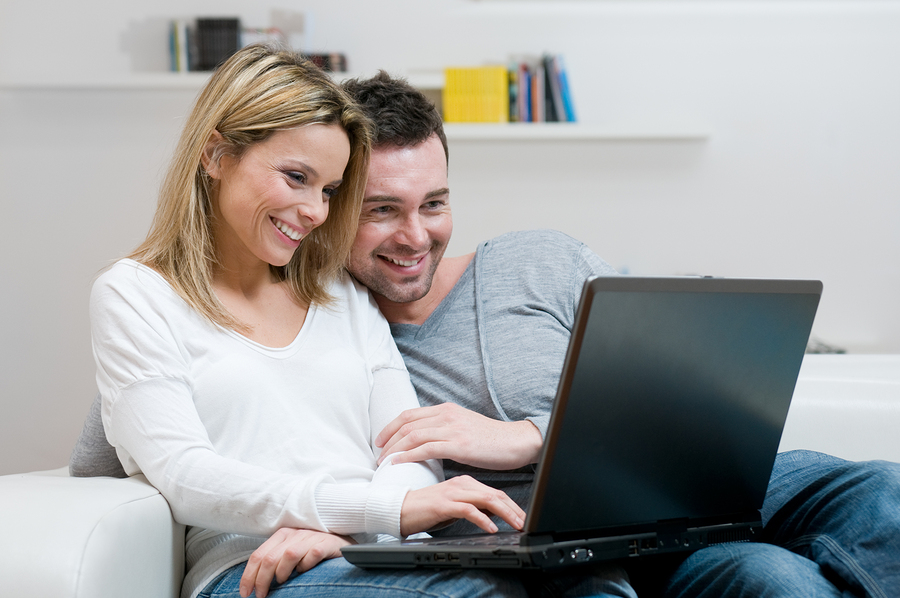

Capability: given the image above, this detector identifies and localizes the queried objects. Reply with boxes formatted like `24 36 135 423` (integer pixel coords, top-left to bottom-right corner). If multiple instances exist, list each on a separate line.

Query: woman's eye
323 187 338 201
287 171 306 184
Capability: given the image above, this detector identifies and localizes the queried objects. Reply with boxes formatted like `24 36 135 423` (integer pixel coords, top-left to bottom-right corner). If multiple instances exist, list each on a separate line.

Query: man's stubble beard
353 242 446 305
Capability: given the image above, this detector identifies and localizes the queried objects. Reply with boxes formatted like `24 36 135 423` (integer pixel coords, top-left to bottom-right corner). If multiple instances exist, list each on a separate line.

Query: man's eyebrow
363 188 449 203
362 195 402 203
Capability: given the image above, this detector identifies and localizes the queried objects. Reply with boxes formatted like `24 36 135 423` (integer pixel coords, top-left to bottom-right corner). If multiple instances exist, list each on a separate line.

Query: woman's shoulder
323 270 383 320
318 270 397 358
94 258 170 291
91 259 192 323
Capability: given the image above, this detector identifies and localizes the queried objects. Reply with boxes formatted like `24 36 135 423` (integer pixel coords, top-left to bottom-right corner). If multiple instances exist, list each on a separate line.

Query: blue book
552 55 577 122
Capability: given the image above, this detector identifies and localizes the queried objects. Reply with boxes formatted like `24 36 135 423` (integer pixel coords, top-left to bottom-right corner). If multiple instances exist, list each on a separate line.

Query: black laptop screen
530 277 821 535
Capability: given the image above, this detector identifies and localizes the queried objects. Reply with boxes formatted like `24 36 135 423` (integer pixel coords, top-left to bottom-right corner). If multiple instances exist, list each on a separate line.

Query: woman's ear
201 130 226 179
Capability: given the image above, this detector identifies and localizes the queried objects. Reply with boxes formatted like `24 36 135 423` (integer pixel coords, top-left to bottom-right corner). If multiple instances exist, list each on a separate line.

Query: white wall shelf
0 73 214 91
0 71 423 91
444 123 708 141
0 72 709 142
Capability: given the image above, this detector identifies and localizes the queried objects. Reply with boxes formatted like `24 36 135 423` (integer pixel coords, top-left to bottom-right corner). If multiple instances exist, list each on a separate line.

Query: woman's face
206 124 351 271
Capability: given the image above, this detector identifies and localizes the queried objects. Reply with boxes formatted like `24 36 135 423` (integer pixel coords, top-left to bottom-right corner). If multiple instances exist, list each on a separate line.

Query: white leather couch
1 353 898 598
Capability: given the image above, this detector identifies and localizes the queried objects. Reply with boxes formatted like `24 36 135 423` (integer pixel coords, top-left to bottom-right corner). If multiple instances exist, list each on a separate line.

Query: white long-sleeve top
91 259 441 598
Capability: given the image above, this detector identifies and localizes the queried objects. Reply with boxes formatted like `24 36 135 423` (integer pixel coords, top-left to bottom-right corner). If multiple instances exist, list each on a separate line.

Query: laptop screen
529 276 822 536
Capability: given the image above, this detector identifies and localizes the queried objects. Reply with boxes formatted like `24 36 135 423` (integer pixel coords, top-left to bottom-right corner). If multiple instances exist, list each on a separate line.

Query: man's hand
400 475 526 536
239 528 353 598
375 403 543 470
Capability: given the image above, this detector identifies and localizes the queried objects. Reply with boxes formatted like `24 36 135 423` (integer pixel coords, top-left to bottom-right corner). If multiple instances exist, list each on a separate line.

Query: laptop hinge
656 517 689 534
521 533 554 547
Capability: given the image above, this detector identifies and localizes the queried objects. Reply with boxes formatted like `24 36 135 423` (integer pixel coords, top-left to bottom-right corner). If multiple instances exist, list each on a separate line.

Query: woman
91 45 526 598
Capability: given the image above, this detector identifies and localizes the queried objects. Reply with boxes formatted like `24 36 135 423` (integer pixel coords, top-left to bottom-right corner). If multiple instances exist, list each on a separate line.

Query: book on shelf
545 54 576 122
195 18 241 71
170 17 241 72
513 59 531 122
543 55 563 122
170 18 347 74
531 57 545 123
169 20 193 73
512 53 576 123
442 66 510 123
508 65 519 122
304 53 347 73
444 54 575 124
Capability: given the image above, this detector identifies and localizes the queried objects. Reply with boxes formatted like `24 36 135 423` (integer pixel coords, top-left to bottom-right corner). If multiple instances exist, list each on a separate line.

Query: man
338 73 900 597
341 73 615 529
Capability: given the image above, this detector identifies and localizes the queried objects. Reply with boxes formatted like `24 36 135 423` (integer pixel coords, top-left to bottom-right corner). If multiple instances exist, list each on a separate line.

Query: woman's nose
298 194 330 229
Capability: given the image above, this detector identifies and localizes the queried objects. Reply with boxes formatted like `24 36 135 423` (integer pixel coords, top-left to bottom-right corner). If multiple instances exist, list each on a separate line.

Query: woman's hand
239 528 354 598
400 475 526 536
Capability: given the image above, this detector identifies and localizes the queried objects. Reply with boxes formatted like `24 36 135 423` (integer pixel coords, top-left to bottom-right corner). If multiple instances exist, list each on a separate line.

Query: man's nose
396 213 428 247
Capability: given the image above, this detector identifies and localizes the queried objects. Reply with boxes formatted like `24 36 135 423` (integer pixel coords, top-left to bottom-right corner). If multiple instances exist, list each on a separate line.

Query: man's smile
382 255 425 268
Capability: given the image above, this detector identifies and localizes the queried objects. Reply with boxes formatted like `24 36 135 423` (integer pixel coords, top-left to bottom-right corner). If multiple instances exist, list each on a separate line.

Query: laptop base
342 521 762 570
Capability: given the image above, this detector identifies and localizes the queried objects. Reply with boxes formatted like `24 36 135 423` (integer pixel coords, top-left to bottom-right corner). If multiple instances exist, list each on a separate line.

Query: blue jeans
664 450 900 598
198 557 637 598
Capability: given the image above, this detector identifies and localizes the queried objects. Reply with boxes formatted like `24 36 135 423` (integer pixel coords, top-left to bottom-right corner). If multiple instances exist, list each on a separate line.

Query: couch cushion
780 354 900 462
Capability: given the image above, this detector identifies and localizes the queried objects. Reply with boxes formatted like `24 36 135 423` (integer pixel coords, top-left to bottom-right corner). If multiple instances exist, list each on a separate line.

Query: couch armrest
780 354 900 462
0 469 184 598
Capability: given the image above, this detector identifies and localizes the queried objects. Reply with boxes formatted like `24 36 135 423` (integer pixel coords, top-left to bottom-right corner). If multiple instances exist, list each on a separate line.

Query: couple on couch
75 45 899 598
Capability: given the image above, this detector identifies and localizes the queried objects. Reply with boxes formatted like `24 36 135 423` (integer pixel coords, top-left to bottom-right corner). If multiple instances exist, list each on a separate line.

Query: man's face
348 135 452 304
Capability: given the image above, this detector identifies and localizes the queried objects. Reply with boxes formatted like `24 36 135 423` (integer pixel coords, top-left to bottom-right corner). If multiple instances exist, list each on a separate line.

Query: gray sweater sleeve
474 230 618 439
527 242 617 436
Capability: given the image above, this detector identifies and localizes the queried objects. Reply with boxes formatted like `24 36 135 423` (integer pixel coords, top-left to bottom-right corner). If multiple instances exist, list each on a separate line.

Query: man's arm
379 232 616 473
375 403 543 469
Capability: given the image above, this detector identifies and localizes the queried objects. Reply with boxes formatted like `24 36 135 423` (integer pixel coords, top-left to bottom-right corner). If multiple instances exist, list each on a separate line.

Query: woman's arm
92 264 431 539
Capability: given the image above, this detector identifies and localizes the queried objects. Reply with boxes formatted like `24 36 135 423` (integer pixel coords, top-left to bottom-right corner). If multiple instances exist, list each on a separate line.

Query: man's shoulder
479 229 586 259
477 229 602 274
474 229 616 293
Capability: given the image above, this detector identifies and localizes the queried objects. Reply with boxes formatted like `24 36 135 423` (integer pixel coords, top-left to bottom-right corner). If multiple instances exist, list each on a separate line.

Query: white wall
1 0 898 474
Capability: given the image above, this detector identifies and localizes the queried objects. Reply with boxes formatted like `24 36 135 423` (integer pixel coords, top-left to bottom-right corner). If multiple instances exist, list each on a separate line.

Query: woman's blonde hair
130 44 371 332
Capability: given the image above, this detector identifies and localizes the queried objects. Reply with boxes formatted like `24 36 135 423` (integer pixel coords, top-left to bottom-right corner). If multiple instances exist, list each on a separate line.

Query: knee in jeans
688 543 789 575
665 543 815 598
841 459 900 498
863 459 900 483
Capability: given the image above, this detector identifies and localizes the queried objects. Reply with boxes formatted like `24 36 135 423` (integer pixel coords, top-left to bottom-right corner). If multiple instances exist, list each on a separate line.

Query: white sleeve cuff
314 483 408 538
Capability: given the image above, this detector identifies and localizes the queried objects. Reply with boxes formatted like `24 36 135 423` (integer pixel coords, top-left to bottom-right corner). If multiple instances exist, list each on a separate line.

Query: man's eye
371 205 391 214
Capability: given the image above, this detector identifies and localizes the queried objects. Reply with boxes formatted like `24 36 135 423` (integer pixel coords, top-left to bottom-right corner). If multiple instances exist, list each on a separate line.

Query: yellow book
443 66 510 123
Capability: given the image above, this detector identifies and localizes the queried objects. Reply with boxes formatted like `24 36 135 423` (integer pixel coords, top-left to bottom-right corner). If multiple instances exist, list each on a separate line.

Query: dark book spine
195 18 241 71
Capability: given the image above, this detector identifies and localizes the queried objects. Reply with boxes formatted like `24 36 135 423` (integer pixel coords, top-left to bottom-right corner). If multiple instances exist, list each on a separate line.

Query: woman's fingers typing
400 476 526 537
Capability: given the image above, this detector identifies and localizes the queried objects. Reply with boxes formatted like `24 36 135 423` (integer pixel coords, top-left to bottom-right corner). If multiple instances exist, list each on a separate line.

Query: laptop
342 275 823 570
